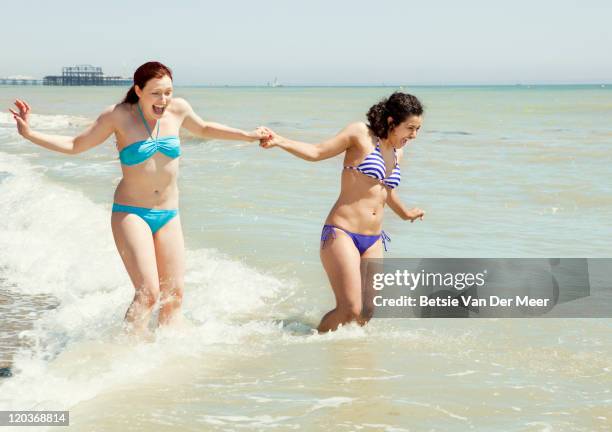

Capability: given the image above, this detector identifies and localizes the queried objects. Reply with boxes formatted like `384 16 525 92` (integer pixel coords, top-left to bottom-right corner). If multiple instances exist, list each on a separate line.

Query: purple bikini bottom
320 224 390 255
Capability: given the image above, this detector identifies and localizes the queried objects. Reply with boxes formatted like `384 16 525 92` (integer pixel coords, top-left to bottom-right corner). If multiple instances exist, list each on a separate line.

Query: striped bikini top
119 103 181 166
343 140 401 189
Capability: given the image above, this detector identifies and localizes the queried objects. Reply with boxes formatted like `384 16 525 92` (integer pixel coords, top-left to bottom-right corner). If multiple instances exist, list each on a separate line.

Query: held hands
255 127 283 149
248 126 271 142
248 126 283 147
407 208 425 223
9 99 32 138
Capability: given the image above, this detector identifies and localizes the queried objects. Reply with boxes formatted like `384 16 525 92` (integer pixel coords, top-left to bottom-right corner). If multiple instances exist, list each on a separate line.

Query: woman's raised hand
9 99 32 138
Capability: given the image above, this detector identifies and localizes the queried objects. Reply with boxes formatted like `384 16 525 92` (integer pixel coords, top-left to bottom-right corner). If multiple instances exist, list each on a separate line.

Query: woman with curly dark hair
261 92 426 332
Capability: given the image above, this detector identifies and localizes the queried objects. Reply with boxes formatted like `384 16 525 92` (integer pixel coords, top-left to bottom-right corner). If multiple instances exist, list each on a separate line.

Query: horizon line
1 82 610 88
175 83 611 88
175 81 612 88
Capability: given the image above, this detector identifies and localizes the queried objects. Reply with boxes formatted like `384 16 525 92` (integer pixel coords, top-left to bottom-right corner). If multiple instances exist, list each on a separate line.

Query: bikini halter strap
136 103 159 143
377 138 397 152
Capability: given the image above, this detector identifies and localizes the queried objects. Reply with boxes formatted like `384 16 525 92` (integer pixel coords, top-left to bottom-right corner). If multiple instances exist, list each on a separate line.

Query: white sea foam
0 151 299 411
0 111 90 131
309 396 353 411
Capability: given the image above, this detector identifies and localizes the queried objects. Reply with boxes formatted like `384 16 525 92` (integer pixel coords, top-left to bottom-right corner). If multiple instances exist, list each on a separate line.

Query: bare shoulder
345 121 374 149
109 103 134 117
106 103 138 134
339 122 368 146
344 121 369 138
169 97 192 115
98 104 122 125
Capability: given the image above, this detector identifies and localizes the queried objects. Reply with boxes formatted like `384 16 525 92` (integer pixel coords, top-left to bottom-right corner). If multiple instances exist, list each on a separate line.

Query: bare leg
359 238 383 325
317 229 363 333
111 212 159 335
154 215 185 327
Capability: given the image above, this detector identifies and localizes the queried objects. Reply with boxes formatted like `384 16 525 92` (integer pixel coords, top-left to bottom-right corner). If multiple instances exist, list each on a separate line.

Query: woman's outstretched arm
10 99 115 155
260 122 360 162
178 98 267 142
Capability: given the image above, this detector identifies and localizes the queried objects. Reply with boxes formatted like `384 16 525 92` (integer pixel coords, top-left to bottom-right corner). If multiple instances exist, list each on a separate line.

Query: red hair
122 61 173 104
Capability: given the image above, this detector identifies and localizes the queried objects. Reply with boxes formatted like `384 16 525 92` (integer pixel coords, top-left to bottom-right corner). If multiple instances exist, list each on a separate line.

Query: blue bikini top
119 136 181 166
344 140 401 189
119 104 181 166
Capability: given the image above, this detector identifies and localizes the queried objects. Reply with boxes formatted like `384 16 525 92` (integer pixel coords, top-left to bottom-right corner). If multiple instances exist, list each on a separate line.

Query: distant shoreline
1 83 610 89
177 83 612 89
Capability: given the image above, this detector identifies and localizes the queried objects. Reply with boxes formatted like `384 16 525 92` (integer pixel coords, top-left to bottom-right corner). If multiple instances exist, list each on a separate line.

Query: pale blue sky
3 0 611 85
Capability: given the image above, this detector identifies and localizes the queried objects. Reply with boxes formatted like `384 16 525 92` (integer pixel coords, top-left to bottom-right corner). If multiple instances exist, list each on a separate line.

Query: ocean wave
0 151 304 410
0 112 91 132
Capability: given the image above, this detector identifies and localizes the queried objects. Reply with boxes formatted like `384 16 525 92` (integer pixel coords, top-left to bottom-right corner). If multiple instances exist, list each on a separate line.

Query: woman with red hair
10 61 268 335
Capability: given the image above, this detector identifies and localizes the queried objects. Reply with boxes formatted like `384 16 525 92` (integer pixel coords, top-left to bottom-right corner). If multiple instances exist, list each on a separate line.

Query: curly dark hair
366 92 423 139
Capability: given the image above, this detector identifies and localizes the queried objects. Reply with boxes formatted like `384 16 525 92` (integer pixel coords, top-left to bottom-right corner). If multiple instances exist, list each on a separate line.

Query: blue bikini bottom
112 203 178 234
